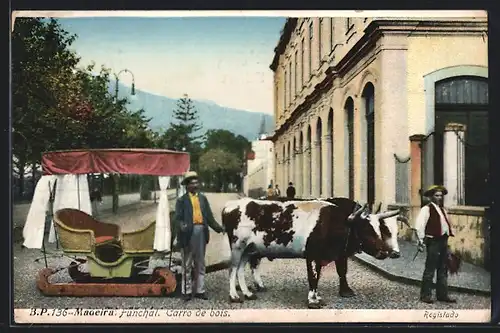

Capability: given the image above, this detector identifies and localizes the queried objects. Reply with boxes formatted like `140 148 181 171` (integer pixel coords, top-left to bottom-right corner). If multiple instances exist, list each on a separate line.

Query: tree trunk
17 161 26 200
31 161 37 198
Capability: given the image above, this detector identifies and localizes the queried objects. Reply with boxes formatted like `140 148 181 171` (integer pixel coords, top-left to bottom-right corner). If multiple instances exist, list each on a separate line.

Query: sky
55 16 287 114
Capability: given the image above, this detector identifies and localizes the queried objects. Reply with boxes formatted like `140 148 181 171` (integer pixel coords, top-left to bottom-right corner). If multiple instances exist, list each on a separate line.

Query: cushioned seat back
55 208 120 239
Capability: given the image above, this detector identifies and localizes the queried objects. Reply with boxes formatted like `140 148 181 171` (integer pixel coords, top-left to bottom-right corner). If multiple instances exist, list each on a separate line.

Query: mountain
110 83 275 141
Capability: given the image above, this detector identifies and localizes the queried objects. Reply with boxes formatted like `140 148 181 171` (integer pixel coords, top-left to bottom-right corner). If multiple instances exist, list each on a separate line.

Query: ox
221 197 405 308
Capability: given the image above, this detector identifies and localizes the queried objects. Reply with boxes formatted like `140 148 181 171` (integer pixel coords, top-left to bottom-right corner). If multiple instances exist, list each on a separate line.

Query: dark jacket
286 186 296 198
175 192 224 248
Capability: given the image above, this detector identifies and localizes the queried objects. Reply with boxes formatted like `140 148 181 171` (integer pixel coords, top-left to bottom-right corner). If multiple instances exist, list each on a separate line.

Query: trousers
91 201 100 217
181 224 206 295
420 235 450 299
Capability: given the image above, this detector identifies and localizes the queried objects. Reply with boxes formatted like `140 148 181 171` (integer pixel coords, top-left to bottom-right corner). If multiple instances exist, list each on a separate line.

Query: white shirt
414 202 450 242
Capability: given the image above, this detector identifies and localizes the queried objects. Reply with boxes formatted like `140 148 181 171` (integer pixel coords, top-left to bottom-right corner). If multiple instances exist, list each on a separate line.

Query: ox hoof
254 284 267 292
339 288 355 298
244 294 258 300
307 301 322 309
229 296 243 303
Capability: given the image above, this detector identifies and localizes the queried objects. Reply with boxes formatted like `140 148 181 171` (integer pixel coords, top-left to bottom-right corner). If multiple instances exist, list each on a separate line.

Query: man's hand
417 240 425 252
179 221 188 232
220 225 226 234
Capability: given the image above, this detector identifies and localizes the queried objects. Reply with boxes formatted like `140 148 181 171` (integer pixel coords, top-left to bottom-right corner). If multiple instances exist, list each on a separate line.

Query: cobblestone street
13 193 490 311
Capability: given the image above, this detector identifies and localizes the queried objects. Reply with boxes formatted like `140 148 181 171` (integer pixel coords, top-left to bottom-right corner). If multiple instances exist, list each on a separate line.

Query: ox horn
376 209 400 220
375 202 382 214
348 203 367 221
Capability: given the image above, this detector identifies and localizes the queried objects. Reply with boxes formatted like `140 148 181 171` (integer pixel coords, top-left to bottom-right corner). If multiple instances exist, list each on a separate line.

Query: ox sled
221 197 413 309
22 148 192 297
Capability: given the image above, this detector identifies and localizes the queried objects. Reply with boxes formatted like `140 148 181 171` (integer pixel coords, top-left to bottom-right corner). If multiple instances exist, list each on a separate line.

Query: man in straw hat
175 171 225 301
414 185 456 304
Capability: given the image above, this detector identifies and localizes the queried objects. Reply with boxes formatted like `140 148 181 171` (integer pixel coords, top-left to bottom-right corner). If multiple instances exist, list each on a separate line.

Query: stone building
243 135 275 198
268 16 489 266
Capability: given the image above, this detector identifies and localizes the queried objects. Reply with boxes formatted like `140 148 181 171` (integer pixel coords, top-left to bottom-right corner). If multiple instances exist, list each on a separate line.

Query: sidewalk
353 238 491 296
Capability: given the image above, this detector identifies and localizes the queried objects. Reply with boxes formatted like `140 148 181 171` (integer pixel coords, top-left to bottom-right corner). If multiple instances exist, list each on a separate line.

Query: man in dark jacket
414 185 456 304
286 182 296 199
175 171 225 301
90 186 103 217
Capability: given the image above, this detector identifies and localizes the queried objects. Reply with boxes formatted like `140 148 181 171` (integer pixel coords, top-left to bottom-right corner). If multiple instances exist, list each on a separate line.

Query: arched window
345 98 355 199
434 76 488 206
362 83 375 206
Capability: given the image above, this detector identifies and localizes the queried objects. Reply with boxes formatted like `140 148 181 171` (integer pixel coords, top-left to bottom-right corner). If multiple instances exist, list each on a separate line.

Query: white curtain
153 176 171 252
48 174 92 243
22 175 57 249
177 176 186 197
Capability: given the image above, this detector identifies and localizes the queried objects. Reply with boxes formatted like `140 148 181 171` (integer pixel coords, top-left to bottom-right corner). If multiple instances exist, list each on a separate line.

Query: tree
11 17 154 201
200 129 251 192
12 17 81 196
168 94 203 148
199 148 241 192
159 94 203 172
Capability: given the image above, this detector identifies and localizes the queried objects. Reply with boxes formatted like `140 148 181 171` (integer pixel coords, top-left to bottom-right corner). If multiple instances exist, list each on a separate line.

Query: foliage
158 94 204 171
197 130 251 192
198 148 242 191
11 17 154 199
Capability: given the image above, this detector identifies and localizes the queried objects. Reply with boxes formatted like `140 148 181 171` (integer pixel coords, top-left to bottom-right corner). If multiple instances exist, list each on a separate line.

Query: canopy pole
77 175 81 210
48 180 59 249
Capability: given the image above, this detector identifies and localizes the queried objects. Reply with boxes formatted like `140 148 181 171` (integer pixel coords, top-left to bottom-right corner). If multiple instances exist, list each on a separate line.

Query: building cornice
269 19 488 141
270 18 299 72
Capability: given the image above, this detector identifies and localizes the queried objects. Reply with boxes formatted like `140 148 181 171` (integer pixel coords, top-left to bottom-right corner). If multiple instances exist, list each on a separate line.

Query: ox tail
221 208 234 253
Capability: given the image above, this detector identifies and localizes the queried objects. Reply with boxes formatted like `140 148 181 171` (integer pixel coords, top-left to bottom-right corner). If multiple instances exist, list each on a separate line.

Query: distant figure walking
90 186 103 217
266 184 275 198
286 182 296 199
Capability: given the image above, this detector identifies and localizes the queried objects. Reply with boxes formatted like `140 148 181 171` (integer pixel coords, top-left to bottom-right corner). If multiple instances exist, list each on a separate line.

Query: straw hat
181 171 199 186
423 185 448 197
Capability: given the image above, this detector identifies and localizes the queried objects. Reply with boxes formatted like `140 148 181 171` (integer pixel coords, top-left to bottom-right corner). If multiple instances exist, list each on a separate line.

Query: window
433 76 489 206
283 69 287 109
346 18 353 33
309 21 313 77
330 18 334 50
294 50 298 94
318 18 323 63
301 38 305 85
288 62 292 105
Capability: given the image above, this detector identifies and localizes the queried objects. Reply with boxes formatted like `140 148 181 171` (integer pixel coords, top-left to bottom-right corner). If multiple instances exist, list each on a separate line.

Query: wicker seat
54 208 120 253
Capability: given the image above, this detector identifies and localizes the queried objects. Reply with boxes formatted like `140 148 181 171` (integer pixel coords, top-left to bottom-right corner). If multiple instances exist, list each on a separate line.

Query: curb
351 255 491 297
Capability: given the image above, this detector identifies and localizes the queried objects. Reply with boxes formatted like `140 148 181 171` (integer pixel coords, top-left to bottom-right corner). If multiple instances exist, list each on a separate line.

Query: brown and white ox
221 197 407 308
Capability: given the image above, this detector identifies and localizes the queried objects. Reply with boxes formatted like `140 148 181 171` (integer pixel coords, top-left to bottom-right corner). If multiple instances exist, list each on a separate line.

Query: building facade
269 16 489 266
243 135 275 197
270 16 488 206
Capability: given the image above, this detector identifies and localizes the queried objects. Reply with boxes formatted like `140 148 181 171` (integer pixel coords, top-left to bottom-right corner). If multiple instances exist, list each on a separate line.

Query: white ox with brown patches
221 197 403 308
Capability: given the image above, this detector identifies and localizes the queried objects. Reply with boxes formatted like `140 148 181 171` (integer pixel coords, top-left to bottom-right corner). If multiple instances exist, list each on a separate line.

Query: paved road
13 193 490 311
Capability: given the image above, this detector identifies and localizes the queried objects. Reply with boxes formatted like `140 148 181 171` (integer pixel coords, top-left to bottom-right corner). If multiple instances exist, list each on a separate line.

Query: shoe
420 296 434 304
195 293 208 300
182 293 192 301
437 297 456 303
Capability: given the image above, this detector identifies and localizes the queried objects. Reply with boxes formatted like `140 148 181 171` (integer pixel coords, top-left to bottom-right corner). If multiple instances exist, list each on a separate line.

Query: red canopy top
42 148 190 176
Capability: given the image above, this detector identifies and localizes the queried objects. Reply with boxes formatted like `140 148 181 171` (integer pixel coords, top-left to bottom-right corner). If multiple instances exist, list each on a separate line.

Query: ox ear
375 202 382 214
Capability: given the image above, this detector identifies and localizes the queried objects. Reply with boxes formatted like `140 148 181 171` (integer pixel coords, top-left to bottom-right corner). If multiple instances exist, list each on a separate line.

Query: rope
451 130 488 148
393 153 411 163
